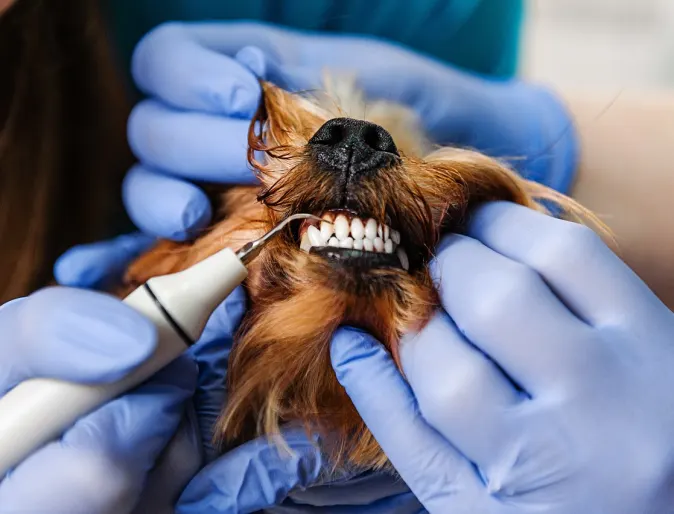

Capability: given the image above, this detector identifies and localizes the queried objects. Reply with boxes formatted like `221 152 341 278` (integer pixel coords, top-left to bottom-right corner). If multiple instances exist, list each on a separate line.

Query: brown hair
0 0 132 303
121 80 602 471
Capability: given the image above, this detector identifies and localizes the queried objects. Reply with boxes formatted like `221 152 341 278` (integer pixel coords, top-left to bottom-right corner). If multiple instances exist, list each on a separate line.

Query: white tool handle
0 247 247 477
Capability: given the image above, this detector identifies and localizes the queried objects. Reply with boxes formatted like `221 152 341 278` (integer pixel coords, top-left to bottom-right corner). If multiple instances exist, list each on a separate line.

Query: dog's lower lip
309 247 403 270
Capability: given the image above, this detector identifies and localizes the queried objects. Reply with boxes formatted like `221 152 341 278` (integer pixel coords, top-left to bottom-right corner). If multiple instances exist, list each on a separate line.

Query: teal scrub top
103 0 524 92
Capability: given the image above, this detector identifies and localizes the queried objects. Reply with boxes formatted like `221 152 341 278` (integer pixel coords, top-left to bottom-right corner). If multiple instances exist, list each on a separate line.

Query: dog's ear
418 147 600 231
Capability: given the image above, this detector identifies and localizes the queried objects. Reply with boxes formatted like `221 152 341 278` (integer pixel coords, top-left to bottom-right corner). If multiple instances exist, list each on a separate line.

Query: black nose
308 118 399 175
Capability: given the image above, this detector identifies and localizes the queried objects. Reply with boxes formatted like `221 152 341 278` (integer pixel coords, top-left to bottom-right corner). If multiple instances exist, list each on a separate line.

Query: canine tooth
339 237 354 249
377 224 383 238
350 218 364 240
365 219 378 240
307 225 324 247
328 236 340 247
320 220 334 240
334 215 350 241
353 239 364 250
384 225 390 241
373 237 384 252
363 239 374 252
300 232 311 252
397 248 409 271
391 230 401 244
385 239 393 254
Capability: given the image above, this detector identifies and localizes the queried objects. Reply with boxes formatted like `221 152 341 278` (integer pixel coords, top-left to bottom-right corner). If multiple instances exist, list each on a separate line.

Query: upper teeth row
300 213 409 270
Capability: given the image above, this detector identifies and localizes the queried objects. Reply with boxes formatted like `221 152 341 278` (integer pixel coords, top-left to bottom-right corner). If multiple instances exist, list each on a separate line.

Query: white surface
520 0 674 90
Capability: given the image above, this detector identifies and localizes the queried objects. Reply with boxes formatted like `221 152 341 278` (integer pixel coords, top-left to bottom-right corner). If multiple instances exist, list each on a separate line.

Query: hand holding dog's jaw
121 77 597 472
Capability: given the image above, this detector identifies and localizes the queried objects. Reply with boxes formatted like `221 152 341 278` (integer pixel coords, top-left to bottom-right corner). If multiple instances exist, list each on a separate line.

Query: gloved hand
130 285 422 514
120 20 577 241
0 287 197 514
331 201 674 514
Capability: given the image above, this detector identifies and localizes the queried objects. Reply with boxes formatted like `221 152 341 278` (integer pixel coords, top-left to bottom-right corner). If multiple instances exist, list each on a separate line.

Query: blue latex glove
121 20 577 241
331 201 674 514
57 251 420 513
0 287 197 514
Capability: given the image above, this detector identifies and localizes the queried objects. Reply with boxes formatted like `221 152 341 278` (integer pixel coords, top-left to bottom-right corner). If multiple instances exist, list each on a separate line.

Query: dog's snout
309 118 399 175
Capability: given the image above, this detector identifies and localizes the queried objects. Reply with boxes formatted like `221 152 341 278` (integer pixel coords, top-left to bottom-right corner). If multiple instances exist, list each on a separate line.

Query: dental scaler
0 214 322 477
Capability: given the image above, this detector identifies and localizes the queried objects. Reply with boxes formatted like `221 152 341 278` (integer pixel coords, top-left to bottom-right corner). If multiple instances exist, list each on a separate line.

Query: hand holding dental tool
0 213 322 477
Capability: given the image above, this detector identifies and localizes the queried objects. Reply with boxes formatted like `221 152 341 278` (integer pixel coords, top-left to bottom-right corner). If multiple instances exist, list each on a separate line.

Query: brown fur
120 78 601 472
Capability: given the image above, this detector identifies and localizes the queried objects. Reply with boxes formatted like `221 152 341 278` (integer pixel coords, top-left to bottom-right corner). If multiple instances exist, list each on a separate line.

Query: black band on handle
143 283 195 347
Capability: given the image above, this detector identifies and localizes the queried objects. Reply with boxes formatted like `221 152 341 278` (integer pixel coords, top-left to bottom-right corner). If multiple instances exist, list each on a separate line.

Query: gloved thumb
0 287 157 393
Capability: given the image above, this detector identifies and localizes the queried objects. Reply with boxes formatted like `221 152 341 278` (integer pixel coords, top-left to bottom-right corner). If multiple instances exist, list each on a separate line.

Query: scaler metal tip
236 213 327 264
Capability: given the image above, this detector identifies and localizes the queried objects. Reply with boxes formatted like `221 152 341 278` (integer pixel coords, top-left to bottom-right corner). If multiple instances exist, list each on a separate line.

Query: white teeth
320 220 334 240
334 215 350 241
300 213 407 267
339 237 353 248
350 218 364 240
308 225 324 247
373 237 384 252
339 237 354 249
397 247 409 270
365 219 378 240
300 232 311 252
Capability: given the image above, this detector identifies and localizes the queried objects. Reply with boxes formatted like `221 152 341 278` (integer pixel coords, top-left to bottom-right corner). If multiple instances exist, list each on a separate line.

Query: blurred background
520 0 674 90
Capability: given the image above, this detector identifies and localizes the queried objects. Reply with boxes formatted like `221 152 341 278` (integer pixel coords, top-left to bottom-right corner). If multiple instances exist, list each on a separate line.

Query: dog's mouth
298 210 409 271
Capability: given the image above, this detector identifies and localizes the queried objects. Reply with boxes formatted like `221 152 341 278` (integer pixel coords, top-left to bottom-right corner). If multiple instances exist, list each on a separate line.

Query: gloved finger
54 233 155 289
128 100 258 184
132 23 261 117
399 311 523 469
466 201 663 326
186 285 248 461
0 356 196 514
235 45 321 92
0 287 157 393
330 327 487 511
122 164 213 241
132 406 203 514
175 427 325 514
431 233 602 394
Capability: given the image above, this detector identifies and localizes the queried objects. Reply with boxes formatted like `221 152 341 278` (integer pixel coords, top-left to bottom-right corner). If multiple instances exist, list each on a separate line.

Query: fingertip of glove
52 247 102 288
235 46 268 79
330 327 385 376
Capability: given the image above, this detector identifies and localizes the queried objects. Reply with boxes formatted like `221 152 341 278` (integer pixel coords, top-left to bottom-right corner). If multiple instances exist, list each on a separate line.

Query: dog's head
122 77 590 471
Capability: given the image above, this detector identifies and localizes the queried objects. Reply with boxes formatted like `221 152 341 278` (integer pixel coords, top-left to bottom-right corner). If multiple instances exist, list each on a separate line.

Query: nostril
362 125 398 155
309 118 349 147
311 122 345 146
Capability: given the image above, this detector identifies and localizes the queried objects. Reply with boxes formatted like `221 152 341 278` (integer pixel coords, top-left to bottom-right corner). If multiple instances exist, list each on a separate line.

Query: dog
119 75 598 472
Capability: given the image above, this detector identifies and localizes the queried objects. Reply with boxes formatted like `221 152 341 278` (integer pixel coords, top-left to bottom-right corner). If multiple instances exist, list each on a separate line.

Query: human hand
331 201 674 514
0 287 196 514
122 20 576 241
